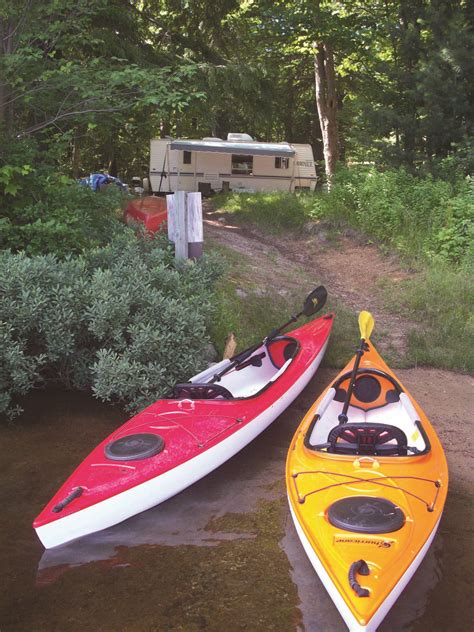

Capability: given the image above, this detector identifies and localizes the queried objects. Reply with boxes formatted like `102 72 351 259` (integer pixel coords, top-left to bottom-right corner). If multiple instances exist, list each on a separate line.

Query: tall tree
314 42 339 184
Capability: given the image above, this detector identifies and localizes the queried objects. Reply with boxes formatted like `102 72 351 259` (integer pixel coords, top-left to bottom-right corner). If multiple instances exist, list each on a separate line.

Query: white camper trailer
148 133 317 194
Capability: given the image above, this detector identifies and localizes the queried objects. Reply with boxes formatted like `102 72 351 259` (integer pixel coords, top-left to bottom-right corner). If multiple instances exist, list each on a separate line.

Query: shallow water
1 375 472 631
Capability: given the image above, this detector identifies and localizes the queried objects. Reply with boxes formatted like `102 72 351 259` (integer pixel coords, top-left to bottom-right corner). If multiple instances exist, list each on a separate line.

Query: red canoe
33 314 333 548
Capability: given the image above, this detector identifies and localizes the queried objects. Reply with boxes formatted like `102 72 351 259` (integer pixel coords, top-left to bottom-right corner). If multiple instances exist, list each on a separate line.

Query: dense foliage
215 168 473 268
319 168 474 268
1 1 473 177
0 174 127 256
0 232 224 420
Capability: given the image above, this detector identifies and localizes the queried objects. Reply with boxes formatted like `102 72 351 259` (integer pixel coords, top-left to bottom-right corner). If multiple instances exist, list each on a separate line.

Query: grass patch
212 191 314 233
213 168 473 270
383 266 474 372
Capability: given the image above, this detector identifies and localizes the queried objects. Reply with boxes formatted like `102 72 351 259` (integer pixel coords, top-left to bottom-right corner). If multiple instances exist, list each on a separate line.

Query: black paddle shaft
210 286 327 384
210 314 299 383
338 339 367 424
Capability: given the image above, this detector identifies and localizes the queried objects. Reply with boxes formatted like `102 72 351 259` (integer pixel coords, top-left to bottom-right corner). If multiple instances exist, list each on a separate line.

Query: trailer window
183 151 192 164
232 155 253 175
275 157 289 169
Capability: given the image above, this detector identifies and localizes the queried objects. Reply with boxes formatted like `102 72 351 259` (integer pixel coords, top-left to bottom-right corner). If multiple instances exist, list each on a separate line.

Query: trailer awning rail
169 139 295 157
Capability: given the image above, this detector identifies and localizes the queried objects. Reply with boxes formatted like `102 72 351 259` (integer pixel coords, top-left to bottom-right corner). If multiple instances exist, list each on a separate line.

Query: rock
203 342 218 362
303 221 319 234
303 221 329 243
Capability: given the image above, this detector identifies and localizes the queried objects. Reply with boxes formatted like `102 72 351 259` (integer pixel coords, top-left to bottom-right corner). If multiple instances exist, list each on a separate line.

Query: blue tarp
78 173 126 191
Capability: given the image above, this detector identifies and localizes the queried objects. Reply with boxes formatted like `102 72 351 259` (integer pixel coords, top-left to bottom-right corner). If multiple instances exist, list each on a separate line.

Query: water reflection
2 381 472 631
37 488 257 586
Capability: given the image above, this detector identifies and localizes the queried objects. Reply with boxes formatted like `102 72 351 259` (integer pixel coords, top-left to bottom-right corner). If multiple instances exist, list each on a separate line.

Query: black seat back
327 423 408 456
172 382 233 400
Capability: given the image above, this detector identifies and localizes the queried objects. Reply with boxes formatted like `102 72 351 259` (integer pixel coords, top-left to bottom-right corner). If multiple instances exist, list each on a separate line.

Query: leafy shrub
312 167 473 267
0 181 127 257
430 178 474 267
0 136 128 257
0 231 224 420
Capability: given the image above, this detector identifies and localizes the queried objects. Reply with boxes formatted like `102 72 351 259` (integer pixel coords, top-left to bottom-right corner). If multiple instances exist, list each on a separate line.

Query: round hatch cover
105 433 165 461
328 496 405 533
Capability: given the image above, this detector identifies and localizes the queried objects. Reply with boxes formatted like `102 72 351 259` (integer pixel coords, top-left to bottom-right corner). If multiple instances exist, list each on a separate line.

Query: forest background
0 0 472 419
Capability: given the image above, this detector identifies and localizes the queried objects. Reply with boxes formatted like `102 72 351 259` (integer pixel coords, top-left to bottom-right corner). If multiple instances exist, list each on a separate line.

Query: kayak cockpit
304 368 430 456
170 336 299 400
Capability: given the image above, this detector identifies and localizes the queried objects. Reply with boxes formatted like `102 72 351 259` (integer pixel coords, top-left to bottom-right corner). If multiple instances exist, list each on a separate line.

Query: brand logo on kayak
334 535 395 548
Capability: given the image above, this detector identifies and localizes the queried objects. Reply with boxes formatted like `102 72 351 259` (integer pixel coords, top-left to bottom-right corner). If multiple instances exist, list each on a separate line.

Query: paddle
338 310 375 424
210 285 328 383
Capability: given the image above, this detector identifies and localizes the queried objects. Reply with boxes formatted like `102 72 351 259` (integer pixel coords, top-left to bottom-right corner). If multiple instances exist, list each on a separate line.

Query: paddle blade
303 285 328 316
359 311 374 341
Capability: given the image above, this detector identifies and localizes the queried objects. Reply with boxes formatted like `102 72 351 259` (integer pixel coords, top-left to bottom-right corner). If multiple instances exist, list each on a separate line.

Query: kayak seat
266 336 299 369
172 383 233 400
326 423 408 456
308 398 427 454
215 347 295 399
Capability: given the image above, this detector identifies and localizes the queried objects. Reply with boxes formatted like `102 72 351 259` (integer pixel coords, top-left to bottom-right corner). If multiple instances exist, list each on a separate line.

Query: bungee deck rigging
290 470 443 512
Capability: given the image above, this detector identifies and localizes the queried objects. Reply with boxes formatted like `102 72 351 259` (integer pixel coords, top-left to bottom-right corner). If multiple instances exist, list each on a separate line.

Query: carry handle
52 486 83 513
349 559 370 597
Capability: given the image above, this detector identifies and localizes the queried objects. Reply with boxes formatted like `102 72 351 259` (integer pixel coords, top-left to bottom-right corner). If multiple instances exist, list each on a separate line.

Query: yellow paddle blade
359 311 374 341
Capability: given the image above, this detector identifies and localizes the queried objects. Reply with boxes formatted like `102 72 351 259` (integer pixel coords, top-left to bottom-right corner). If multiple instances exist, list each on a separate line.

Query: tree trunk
0 17 16 136
313 42 339 188
283 76 294 142
71 131 82 178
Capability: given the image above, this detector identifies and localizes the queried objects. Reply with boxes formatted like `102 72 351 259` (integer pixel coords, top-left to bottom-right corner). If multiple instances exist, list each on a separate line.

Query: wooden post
166 194 176 243
166 191 204 260
174 191 188 260
187 192 203 259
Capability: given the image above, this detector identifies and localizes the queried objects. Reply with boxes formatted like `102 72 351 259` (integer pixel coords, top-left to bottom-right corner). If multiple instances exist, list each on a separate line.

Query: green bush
430 179 474 266
0 231 224 420
0 181 127 257
0 137 129 257
319 167 473 267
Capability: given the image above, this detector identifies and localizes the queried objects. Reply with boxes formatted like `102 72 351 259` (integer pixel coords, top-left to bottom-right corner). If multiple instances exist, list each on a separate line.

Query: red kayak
34 287 333 548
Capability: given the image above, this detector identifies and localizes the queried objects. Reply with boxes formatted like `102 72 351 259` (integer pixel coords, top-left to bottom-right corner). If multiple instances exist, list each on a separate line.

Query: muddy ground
0 210 472 631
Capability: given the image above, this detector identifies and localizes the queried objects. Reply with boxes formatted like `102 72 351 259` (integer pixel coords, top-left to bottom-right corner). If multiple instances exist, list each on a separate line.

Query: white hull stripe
150 172 317 181
36 342 328 549
288 498 441 632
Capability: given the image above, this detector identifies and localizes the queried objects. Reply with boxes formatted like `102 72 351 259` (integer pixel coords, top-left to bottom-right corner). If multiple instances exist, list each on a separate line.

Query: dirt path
203 202 474 496
204 206 416 355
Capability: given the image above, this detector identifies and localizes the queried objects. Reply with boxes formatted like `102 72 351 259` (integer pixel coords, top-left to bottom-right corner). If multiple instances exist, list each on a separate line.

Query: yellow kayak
286 312 448 631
